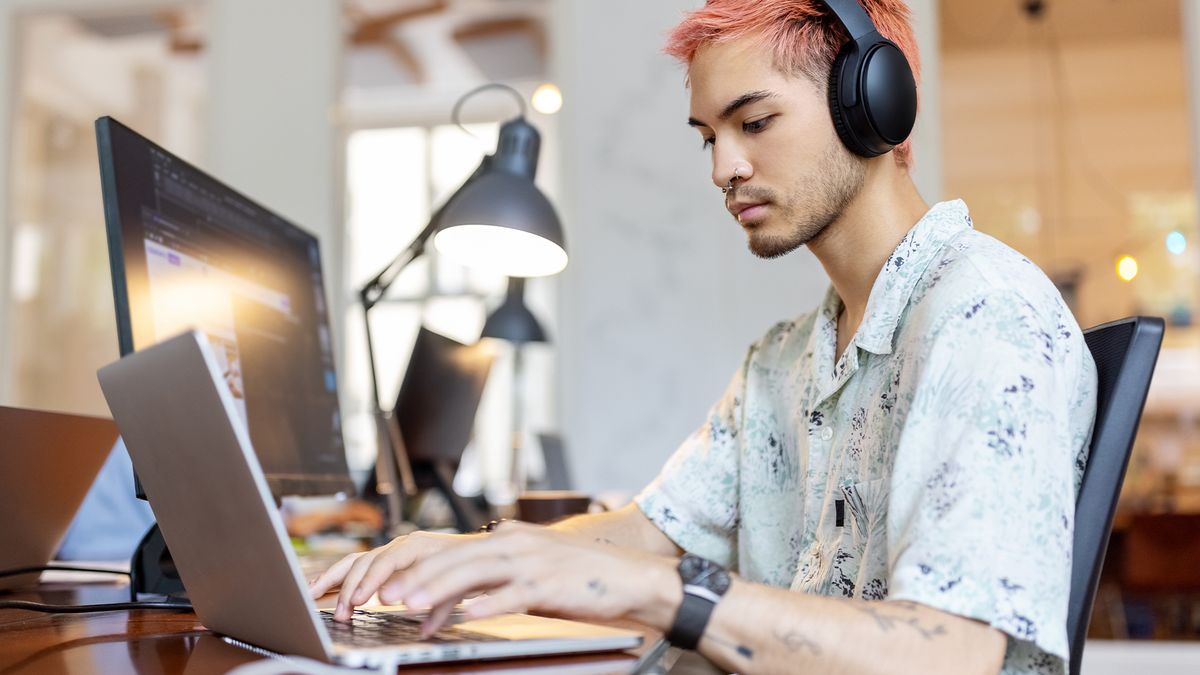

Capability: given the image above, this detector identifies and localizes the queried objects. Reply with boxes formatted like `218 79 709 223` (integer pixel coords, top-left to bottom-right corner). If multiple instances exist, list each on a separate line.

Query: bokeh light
1166 230 1187 255
1116 255 1139 282
531 83 563 115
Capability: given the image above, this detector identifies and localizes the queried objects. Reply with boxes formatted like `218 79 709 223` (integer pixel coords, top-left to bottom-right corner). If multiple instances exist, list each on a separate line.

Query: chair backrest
536 432 575 491
1068 316 1164 675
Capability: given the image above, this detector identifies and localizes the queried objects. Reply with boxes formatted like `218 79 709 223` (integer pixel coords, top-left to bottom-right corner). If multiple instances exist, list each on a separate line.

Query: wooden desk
0 581 669 674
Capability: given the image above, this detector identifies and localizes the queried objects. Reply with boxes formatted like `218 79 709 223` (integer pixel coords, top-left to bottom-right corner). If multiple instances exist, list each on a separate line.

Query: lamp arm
357 155 493 311
358 221 435 311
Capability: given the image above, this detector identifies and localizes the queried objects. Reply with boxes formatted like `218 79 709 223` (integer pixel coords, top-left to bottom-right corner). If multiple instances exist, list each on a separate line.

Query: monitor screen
96 116 353 497
395 327 494 466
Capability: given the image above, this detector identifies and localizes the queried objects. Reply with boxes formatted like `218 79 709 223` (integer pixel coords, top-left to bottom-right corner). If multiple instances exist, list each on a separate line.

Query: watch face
680 554 731 595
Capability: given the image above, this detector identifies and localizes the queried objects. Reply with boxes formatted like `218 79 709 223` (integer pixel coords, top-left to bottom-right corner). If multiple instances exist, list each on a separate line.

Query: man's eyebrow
687 90 777 128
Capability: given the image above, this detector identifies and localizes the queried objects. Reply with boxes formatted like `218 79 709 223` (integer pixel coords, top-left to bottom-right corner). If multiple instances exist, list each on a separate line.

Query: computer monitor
96 116 353 498
391 326 494 531
394 327 494 466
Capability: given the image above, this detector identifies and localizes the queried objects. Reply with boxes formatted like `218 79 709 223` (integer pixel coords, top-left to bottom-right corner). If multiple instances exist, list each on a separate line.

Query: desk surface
0 581 668 674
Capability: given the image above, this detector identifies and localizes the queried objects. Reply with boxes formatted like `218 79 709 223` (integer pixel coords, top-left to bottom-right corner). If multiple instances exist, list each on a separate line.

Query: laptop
96 330 642 669
0 406 119 590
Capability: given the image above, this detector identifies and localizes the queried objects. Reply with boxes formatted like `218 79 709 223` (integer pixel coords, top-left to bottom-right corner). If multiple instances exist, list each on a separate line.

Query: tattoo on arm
586 579 607 597
773 627 822 656
593 537 615 546
854 601 947 640
704 634 754 661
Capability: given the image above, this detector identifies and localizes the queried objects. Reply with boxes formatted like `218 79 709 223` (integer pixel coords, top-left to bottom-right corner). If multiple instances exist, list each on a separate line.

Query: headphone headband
821 0 878 41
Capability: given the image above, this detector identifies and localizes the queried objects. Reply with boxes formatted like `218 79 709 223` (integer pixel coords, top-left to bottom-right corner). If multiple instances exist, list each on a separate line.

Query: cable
0 565 131 580
223 637 380 674
449 82 527 141
1043 24 1129 213
0 599 192 613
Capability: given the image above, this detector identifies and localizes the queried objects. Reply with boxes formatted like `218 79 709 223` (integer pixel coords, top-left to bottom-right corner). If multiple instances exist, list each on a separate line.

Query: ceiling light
531 83 562 115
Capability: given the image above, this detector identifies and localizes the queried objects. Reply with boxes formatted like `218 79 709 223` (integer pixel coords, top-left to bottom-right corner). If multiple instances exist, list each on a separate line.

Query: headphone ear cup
827 47 858 154
828 40 914 158
860 41 917 150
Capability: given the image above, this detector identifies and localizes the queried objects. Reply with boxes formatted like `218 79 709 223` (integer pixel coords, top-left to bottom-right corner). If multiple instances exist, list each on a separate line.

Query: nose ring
721 167 744 194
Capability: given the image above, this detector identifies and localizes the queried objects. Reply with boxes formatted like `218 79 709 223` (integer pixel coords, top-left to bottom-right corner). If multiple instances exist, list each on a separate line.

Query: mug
516 490 595 524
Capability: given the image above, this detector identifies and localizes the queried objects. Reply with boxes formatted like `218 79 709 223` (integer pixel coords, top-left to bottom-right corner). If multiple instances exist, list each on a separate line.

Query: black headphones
820 0 917 157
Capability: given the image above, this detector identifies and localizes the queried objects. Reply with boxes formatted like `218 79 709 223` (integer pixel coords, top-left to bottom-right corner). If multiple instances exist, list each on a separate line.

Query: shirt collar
853 199 973 355
802 284 845 395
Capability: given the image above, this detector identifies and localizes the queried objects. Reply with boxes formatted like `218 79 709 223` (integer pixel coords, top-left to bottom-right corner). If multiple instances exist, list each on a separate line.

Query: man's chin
747 231 806 259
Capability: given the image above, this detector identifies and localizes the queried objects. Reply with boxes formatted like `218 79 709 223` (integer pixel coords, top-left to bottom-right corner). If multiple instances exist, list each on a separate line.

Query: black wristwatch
666 553 731 650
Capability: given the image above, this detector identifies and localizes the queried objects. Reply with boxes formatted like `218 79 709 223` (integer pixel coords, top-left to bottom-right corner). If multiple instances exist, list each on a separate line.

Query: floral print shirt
636 200 1097 674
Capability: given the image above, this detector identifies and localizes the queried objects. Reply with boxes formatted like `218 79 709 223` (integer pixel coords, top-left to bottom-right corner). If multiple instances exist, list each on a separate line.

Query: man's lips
729 201 769 223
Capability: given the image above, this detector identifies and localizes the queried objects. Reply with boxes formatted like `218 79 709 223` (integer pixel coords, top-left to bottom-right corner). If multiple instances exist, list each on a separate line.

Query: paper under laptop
97 330 641 669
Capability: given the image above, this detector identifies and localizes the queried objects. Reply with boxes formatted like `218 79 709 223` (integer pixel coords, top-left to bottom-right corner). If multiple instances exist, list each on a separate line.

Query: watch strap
666 587 716 650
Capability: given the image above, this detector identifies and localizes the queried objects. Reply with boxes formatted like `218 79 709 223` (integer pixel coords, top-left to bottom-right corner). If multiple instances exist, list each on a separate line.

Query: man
310 1 1097 673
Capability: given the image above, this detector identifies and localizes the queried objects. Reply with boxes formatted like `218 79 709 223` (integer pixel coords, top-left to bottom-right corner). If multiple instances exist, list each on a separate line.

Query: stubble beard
744 139 866 259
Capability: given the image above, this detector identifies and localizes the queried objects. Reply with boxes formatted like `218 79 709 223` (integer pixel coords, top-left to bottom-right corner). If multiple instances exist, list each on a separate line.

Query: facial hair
741 137 866 259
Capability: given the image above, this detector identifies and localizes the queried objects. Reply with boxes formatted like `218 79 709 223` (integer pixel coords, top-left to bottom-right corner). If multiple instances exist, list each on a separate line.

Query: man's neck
808 158 930 330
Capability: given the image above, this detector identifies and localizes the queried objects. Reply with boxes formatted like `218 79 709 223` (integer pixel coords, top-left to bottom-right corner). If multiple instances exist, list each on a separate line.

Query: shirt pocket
842 477 891 600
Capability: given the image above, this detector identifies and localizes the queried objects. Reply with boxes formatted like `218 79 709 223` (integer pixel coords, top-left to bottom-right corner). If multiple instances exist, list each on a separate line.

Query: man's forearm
548 503 683 557
690 579 1005 675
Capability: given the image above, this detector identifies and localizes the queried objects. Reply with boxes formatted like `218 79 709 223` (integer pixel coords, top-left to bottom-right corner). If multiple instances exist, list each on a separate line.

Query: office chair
1067 316 1164 675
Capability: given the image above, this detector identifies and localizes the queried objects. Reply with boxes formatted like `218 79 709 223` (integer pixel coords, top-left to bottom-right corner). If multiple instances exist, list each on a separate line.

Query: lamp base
411 460 485 533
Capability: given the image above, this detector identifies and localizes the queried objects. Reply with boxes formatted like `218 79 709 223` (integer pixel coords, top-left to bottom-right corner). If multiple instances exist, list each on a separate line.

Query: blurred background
1 0 1198 665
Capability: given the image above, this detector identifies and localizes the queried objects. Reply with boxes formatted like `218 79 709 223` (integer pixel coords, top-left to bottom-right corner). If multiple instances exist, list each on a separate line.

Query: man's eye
701 137 715 150
744 116 774 134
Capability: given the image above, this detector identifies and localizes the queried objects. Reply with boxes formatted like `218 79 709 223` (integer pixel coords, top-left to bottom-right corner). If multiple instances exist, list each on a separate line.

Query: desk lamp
359 83 566 529
481 277 547 498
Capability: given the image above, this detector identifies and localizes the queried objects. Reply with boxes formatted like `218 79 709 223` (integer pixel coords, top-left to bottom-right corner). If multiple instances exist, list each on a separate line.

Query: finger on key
335 551 383 621
351 543 423 606
420 600 458 639
308 552 363 599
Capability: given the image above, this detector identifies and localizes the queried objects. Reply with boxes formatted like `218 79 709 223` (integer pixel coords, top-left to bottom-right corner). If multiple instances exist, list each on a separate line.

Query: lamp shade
481 278 547 345
434 172 567 277
432 115 567 278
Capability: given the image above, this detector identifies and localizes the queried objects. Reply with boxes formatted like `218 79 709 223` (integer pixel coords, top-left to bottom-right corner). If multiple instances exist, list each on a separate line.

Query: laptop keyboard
320 609 502 648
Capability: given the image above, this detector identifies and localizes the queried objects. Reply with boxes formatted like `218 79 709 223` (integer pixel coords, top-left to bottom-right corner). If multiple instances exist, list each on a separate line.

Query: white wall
206 0 345 359
909 0 942 201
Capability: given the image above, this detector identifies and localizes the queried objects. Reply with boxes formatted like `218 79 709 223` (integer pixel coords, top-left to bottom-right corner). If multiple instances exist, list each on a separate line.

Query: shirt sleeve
634 349 751 568
885 287 1095 669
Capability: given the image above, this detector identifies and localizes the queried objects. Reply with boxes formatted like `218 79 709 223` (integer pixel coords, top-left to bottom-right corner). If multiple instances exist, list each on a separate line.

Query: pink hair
665 0 920 167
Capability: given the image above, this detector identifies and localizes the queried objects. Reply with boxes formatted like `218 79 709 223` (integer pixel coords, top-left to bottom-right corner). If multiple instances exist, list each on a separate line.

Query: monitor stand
130 523 185 600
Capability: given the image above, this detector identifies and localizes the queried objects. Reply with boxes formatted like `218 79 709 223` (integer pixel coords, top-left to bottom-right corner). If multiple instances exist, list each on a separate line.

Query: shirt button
820 427 833 441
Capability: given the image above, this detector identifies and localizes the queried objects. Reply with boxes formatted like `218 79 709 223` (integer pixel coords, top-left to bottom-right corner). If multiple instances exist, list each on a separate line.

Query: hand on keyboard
314 520 681 639
308 530 485 620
